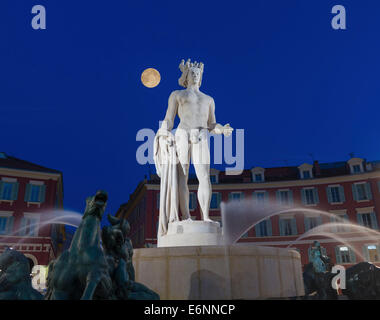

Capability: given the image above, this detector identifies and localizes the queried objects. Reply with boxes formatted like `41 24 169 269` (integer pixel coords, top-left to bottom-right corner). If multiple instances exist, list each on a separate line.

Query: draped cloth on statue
153 129 180 237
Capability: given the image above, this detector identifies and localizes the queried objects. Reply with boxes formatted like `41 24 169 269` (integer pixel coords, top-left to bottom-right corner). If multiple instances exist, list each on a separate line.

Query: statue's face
187 67 201 86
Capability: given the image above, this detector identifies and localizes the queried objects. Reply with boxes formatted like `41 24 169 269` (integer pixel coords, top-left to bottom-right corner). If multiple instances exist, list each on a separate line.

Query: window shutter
326 187 332 203
0 181 4 199
11 182 19 201
308 247 312 262
317 216 323 226
217 193 222 208
363 245 370 262
288 190 294 205
24 184 31 202
322 247 327 256
264 191 269 203
39 185 46 203
352 184 358 201
313 188 319 204
357 213 363 226
330 217 337 233
255 224 261 237
6 216 14 235
20 217 27 236
365 183 373 200
228 193 233 201
335 247 342 264
370 212 379 230
267 218 272 236
344 214 350 232
304 217 311 232
339 186 346 203
349 248 356 263
241 192 245 200
279 219 284 236
291 218 297 235
301 189 306 205
276 190 281 204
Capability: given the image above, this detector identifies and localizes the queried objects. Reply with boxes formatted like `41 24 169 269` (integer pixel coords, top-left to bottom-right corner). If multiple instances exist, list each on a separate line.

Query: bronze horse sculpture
47 190 113 299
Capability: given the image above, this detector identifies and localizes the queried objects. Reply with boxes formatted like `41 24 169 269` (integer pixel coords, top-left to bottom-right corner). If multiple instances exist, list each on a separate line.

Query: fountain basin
133 244 304 299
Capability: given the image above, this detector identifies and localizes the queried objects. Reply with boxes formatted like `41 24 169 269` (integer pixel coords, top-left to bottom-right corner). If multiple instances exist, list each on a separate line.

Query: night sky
1 0 380 225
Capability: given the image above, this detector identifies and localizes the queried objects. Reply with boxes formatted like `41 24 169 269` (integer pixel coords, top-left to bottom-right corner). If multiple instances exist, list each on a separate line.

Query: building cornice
0 167 61 181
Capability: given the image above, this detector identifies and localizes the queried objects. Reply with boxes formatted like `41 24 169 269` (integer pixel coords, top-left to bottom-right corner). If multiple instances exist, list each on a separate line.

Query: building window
20 215 40 236
335 246 356 264
302 170 311 179
304 215 322 232
330 214 350 232
348 158 364 174
276 190 293 206
327 186 345 204
357 212 378 230
156 192 160 209
251 167 265 182
229 192 243 201
255 219 272 237
301 188 319 205
331 187 339 202
352 183 372 201
189 192 197 211
0 214 14 235
364 245 380 262
24 183 46 203
279 216 297 236
210 193 221 209
253 191 268 205
0 181 19 201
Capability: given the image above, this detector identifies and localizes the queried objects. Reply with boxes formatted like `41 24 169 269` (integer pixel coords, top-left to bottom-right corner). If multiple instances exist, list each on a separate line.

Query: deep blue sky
1 0 380 223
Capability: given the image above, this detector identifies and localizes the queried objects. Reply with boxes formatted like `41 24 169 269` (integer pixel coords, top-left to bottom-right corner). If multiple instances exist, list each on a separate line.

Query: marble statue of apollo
154 59 233 237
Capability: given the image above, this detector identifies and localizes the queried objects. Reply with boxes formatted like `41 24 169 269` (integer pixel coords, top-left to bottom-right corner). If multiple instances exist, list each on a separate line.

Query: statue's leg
175 129 191 220
192 137 211 221
81 270 102 300
177 163 190 220
128 281 160 300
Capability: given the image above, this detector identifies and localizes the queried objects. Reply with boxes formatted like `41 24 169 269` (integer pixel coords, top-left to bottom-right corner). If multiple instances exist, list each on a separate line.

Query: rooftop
147 158 380 185
0 152 62 175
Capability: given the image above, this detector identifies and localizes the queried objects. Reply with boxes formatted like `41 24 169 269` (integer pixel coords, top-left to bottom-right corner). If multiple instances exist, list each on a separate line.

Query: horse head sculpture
83 190 108 220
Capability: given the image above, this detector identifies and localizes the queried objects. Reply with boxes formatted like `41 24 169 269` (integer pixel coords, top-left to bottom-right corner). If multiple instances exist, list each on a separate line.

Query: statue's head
84 190 108 220
178 59 204 88
107 214 131 237
0 247 29 273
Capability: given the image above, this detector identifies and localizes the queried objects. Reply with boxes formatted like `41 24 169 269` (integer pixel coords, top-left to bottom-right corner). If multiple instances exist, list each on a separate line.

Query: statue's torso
174 89 212 131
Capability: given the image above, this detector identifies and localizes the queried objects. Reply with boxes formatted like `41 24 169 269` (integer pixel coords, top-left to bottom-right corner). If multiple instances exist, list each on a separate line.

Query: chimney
313 160 321 177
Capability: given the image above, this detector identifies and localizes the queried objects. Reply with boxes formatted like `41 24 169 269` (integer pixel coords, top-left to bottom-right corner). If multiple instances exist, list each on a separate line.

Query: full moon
141 68 161 88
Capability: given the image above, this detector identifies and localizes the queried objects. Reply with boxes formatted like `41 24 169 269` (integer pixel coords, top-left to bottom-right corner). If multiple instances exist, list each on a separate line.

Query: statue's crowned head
178 58 204 88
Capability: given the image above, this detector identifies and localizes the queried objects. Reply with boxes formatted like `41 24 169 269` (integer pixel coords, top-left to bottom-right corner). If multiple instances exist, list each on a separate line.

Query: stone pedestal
133 244 305 300
158 219 222 248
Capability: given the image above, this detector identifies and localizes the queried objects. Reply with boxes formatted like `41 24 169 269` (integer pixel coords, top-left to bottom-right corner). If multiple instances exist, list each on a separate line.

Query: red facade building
0 152 65 268
118 157 380 268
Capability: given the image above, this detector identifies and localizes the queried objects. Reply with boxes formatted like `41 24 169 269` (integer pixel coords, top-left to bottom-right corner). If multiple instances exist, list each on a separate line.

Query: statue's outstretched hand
223 124 234 137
